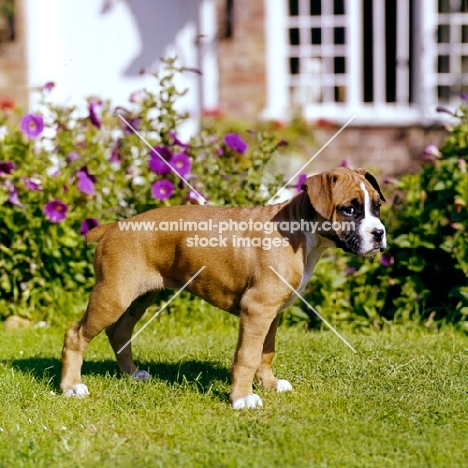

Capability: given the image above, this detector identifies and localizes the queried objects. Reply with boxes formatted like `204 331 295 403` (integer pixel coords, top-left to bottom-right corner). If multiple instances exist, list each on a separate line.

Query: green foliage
0 58 283 322
284 101 468 330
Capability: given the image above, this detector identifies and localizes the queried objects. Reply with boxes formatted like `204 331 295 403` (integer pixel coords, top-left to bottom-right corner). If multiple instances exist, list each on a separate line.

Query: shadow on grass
3 357 231 401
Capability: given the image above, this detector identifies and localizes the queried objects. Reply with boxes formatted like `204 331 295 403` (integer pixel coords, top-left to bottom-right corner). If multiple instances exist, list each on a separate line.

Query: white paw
231 394 263 410
63 383 89 398
276 379 293 392
133 370 151 381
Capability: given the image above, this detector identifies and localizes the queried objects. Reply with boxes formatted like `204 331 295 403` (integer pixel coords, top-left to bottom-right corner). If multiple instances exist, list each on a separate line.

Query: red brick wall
0 0 28 111
216 0 266 121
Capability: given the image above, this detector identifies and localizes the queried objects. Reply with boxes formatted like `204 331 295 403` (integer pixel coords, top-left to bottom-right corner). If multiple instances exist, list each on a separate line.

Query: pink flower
20 114 44 138
151 179 174 201
44 200 68 223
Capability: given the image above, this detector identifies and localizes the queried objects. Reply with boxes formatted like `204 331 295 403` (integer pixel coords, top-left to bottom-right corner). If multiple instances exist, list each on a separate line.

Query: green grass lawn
1 308 468 468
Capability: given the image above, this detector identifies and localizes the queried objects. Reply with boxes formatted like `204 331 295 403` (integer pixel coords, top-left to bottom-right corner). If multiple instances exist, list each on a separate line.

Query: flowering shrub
285 100 468 331
0 58 283 322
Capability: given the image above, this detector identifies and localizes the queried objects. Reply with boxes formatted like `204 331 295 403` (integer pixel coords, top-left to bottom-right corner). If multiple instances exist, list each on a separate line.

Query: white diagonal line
269 266 357 353
117 266 206 354
266 115 356 205
118 114 208 205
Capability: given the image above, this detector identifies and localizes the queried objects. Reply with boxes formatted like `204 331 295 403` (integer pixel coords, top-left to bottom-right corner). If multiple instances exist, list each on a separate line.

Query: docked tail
85 224 113 243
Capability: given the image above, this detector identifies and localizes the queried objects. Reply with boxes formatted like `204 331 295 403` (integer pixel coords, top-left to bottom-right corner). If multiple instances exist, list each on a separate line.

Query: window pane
463 25 468 43
334 56 346 74
289 0 299 16
438 55 450 73
289 28 300 45
438 86 451 101
438 0 451 13
334 0 345 15
311 28 322 44
462 56 468 74
438 25 450 43
290 57 300 75
335 86 346 102
334 27 345 44
310 0 321 16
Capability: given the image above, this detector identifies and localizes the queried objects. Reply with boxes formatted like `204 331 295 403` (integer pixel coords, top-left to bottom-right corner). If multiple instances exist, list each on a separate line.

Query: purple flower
121 116 142 134
20 113 44 138
224 133 248 154
296 173 307 192
0 161 15 174
151 179 175 201
345 267 356 275
24 177 42 191
380 253 394 267
76 167 96 196
148 146 173 175
44 200 68 223
80 218 99 235
170 152 192 177
168 131 190 150
44 81 55 92
340 159 352 168
66 151 81 163
88 99 102 129
7 186 22 207
422 143 441 161
461 93 468 101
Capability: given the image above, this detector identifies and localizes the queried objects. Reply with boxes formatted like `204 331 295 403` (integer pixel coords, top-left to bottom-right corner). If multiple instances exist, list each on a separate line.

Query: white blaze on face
358 182 387 255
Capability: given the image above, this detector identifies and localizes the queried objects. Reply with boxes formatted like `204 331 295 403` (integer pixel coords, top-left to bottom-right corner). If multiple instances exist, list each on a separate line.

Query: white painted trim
396 0 410 104
372 0 386 104
199 0 219 111
262 0 289 119
347 0 363 108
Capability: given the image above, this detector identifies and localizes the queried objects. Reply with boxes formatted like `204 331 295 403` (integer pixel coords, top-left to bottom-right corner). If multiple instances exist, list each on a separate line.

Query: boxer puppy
60 167 386 409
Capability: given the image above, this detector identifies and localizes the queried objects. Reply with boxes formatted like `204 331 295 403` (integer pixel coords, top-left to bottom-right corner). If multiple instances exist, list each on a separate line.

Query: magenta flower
44 81 55 92
76 167 96 195
24 177 42 191
380 253 394 267
224 133 248 154
88 99 102 129
80 218 99 235
20 113 44 138
110 145 122 163
151 179 175 201
0 161 15 174
170 152 192 177
422 143 441 161
149 146 172 175
44 200 68 223
340 159 352 168
296 173 307 192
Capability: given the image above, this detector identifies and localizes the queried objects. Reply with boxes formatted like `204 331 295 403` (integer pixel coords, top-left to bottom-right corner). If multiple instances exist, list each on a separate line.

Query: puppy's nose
371 228 385 242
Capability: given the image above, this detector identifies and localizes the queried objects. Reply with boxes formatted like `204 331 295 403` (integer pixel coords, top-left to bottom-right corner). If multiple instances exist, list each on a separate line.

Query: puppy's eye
343 206 356 216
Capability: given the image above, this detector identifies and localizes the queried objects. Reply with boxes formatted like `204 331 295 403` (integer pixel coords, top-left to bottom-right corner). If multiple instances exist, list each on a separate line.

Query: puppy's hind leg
60 283 136 397
105 291 158 381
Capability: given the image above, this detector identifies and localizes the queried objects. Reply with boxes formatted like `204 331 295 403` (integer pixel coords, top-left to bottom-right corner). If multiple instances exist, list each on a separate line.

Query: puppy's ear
301 172 338 219
354 168 386 202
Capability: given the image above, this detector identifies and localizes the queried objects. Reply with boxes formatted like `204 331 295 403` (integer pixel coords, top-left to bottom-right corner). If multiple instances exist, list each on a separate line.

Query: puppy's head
301 167 387 256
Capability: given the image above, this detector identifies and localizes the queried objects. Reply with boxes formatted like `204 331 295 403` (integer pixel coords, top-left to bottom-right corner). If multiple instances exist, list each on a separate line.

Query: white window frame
263 0 454 126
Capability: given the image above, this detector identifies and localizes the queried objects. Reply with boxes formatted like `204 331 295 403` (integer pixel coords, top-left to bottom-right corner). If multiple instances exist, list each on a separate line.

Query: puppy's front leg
230 309 277 409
